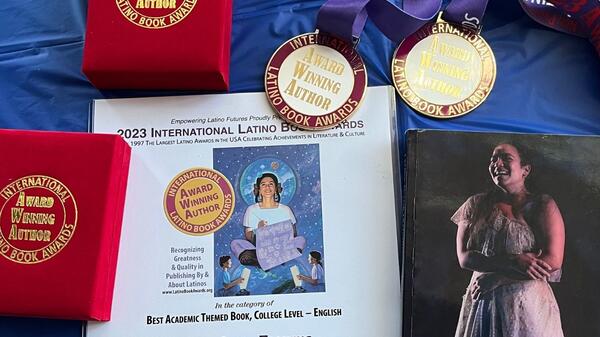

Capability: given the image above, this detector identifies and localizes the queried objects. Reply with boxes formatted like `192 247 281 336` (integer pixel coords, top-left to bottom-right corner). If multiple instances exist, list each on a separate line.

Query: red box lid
0 129 131 321
82 0 232 90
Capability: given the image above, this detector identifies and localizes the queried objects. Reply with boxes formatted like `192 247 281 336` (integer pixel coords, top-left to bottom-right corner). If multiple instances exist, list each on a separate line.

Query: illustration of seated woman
217 255 244 296
231 172 305 267
296 251 325 290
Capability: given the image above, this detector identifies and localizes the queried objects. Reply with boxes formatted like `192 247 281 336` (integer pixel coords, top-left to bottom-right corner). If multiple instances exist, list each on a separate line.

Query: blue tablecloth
0 0 599 336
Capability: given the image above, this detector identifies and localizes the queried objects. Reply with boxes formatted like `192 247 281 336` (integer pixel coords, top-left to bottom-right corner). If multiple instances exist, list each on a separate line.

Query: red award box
0 129 131 321
82 0 232 90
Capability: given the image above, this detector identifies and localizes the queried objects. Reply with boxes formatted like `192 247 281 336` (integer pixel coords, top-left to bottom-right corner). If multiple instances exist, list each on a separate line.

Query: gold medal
392 19 496 118
265 32 367 130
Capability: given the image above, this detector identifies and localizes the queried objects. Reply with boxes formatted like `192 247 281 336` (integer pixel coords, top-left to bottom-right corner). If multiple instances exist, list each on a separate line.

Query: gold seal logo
164 168 234 236
116 0 197 29
0 175 78 264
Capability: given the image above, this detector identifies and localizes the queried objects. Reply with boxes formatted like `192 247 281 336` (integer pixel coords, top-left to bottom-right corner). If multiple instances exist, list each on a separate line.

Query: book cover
88 86 402 337
404 130 600 337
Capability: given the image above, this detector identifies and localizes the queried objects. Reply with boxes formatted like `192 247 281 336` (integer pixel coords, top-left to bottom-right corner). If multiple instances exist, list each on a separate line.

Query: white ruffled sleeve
451 195 478 228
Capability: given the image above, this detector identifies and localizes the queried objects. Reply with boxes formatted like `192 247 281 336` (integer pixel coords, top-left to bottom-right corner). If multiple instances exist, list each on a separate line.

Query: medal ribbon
442 0 491 32
316 0 371 44
365 0 442 44
519 0 600 56
366 0 490 44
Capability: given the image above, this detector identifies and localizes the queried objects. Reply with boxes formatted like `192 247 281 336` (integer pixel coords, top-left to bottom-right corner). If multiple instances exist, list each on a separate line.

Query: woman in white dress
453 143 565 337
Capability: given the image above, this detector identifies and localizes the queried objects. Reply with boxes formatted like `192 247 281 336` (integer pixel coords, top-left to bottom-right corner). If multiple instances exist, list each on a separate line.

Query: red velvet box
82 0 232 90
0 129 131 321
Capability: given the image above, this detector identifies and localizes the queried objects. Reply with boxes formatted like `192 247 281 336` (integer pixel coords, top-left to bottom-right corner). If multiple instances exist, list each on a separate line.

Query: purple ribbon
519 0 600 56
365 0 442 44
365 0 490 44
316 0 371 44
442 0 491 32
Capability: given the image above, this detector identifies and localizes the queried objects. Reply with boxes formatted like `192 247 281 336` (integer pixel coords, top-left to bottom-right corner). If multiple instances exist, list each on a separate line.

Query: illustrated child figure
219 255 244 296
297 251 324 286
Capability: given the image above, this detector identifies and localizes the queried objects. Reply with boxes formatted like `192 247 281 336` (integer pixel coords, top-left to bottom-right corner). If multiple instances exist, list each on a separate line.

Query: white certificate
88 86 401 337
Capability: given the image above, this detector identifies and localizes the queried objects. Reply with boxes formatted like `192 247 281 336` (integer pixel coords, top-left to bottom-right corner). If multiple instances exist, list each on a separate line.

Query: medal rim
264 32 368 131
392 21 497 119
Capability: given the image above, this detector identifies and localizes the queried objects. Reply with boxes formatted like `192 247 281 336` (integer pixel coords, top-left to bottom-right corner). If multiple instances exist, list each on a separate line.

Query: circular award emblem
164 168 234 236
392 21 496 118
265 32 367 130
0 175 77 264
116 0 197 29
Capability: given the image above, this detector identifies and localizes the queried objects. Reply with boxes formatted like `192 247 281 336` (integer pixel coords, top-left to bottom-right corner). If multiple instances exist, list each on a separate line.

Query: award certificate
88 86 401 337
